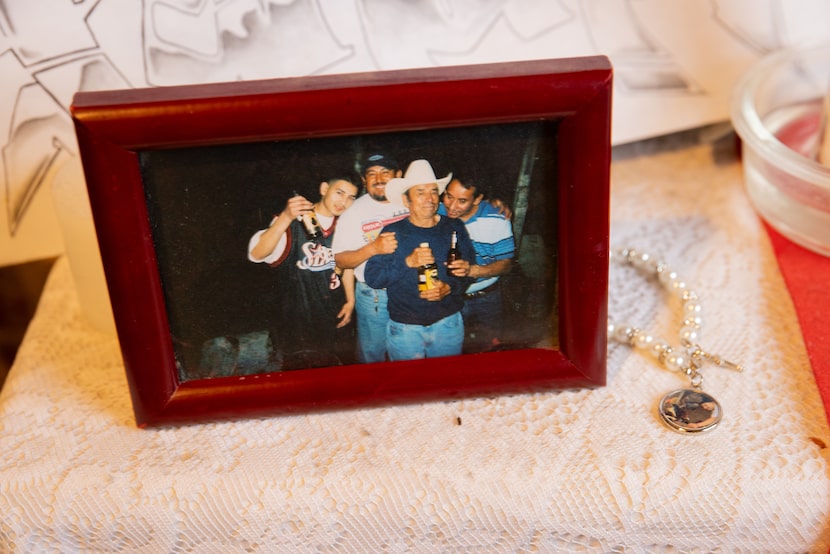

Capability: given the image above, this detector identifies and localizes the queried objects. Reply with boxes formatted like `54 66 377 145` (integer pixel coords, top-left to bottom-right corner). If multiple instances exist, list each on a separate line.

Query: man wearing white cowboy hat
364 159 476 361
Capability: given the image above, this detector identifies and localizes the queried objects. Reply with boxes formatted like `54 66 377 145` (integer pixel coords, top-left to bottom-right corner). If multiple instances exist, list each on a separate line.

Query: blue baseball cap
362 152 398 172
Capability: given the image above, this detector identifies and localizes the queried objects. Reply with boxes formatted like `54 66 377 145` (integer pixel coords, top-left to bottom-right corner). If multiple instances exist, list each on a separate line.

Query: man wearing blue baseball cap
332 152 407 363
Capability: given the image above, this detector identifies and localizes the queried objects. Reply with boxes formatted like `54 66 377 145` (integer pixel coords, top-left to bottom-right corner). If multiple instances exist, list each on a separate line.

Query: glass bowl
731 42 830 257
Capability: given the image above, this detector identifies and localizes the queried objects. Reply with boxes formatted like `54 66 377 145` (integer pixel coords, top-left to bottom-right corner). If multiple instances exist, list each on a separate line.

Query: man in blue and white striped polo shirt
440 173 515 354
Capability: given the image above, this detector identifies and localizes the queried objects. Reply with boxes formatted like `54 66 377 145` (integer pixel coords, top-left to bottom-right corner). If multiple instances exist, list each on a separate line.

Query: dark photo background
139 120 559 381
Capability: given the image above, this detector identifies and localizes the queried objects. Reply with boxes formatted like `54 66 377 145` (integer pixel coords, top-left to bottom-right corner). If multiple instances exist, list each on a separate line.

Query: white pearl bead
613 325 633 343
670 279 688 296
684 301 702 316
683 316 703 328
665 352 687 372
634 332 654 349
658 268 678 285
649 340 671 357
679 326 700 343
682 289 699 301
632 252 659 273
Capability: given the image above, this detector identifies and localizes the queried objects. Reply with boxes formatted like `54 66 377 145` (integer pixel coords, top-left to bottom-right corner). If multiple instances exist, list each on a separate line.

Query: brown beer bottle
417 242 438 291
446 231 462 264
300 210 323 241
292 190 323 240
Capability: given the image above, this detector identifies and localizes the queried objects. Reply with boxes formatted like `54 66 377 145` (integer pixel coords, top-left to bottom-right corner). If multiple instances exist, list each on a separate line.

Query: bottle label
418 265 438 291
301 212 322 239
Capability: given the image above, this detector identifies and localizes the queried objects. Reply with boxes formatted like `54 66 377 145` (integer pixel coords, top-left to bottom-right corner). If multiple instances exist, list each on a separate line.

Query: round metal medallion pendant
658 388 722 433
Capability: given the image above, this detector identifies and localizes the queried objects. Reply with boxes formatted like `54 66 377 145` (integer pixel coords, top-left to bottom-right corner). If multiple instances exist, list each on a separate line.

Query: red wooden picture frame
72 56 612 427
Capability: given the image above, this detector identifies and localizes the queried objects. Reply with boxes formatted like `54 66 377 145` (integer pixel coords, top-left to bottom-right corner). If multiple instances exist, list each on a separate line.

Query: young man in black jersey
248 176 359 370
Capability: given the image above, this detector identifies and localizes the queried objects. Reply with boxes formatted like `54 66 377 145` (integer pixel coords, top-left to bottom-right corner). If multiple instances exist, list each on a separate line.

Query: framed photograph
72 56 612 427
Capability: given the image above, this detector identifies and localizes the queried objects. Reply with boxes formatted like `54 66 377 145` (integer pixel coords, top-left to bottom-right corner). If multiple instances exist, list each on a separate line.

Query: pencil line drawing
1 0 828 262
144 0 355 85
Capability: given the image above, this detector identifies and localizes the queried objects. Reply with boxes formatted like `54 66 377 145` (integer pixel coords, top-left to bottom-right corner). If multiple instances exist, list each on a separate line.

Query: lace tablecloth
2 140 830 552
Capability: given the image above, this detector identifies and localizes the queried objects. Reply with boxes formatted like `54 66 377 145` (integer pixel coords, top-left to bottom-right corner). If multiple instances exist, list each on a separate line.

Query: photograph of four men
139 120 559 381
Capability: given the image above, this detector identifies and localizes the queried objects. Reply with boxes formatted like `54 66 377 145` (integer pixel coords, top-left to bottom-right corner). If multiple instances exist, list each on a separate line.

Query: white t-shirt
248 213 335 264
331 195 409 282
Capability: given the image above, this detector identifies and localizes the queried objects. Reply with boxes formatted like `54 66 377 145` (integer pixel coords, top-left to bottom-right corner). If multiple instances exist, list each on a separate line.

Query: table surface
2 137 829 552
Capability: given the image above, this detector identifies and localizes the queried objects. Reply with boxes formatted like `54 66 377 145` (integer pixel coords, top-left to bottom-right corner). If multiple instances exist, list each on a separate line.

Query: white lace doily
1 141 829 552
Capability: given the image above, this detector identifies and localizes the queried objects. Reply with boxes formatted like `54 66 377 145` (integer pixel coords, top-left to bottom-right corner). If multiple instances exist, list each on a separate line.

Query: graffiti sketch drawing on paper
2 0 828 265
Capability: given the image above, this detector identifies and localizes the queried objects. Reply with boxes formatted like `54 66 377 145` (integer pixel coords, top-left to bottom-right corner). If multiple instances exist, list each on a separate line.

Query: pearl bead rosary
607 247 744 433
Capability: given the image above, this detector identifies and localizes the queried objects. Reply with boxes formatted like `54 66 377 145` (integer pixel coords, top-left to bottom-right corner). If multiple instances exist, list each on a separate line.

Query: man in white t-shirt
332 153 407 363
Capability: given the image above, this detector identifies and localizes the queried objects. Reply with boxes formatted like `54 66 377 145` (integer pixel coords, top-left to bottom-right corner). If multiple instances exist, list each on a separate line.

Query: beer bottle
417 242 438 291
292 190 323 240
446 231 462 264
300 210 323 241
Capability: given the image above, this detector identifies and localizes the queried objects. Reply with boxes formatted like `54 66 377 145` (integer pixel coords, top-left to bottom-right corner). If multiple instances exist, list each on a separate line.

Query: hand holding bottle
411 242 439 293
446 230 470 277
407 243 435 268
447 259 471 277
420 280 450 301
287 191 321 240
284 193 314 220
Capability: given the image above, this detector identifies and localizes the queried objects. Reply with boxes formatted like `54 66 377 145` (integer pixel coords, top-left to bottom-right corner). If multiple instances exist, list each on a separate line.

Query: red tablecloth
766 224 830 426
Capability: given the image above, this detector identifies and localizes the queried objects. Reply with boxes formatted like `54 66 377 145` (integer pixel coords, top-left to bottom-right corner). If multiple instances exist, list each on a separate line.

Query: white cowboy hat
384 159 452 206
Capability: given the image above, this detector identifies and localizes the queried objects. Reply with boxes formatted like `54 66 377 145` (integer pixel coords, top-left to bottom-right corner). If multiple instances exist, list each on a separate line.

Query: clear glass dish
731 42 830 257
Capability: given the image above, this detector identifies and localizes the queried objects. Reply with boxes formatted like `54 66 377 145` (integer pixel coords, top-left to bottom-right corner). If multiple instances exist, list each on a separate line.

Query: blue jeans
355 281 390 363
462 286 503 354
386 311 464 361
